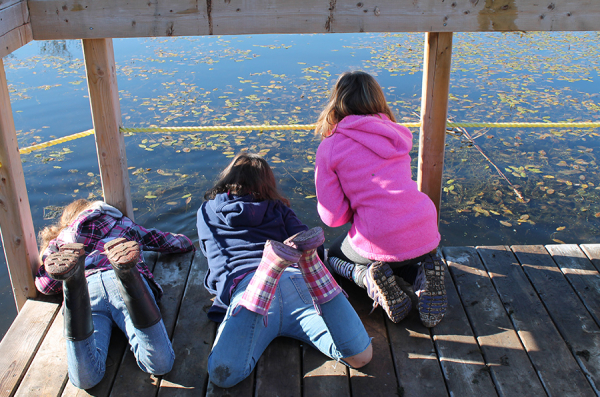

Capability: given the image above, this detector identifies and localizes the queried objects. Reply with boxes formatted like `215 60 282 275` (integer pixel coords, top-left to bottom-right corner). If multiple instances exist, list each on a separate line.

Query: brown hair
38 199 92 258
204 153 290 206
315 71 396 138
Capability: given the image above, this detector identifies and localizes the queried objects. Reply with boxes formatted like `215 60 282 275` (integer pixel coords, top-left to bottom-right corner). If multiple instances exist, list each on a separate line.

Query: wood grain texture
445 246 544 396
386 310 447 397
0 0 31 58
580 244 600 273
344 280 399 397
82 38 133 220
417 32 452 218
433 250 496 396
28 0 600 40
162 250 220 397
255 337 302 397
302 344 349 396
510 245 596 397
0 58 39 310
14 311 69 397
0 300 59 397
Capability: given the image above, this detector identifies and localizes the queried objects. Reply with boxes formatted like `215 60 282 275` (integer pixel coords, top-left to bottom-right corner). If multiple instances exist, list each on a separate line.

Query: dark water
1 32 599 338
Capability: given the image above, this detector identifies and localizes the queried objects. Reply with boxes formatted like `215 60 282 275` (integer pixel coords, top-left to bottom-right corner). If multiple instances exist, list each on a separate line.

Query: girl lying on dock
35 199 194 389
314 71 448 327
197 153 372 388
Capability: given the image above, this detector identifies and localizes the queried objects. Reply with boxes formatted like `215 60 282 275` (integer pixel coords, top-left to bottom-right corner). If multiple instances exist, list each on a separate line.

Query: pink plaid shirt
35 202 194 300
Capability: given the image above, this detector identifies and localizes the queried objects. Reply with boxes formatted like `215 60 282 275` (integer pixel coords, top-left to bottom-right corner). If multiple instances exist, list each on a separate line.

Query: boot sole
59 243 85 256
414 255 447 328
368 262 412 324
267 240 302 263
45 253 81 281
105 238 140 270
284 227 325 251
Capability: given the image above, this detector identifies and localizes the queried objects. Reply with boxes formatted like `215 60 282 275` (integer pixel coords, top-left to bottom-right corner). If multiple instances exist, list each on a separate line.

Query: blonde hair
315 71 396 138
38 199 93 258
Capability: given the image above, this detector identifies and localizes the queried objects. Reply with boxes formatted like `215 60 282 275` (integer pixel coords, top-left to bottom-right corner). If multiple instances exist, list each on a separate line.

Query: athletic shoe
413 254 447 328
365 261 412 323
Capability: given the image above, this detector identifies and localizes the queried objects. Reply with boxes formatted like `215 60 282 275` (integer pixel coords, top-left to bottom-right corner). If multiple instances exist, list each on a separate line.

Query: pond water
1 32 599 338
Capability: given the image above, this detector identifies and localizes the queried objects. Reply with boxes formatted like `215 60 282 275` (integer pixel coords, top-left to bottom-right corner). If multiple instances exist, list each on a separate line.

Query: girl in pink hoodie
314 71 447 327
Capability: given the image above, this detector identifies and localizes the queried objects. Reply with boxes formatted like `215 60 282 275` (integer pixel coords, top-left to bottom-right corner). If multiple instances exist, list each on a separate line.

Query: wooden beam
28 0 600 40
82 39 134 220
418 32 452 218
0 58 39 310
0 0 32 58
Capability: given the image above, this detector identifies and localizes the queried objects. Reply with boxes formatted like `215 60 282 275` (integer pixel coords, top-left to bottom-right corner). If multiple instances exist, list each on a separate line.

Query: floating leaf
305 195 316 199
500 221 512 227
182 193 191 199
556 226 566 231
552 239 565 244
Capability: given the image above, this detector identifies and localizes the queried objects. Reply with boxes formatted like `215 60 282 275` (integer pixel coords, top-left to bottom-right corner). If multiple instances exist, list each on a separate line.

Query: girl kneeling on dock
314 71 447 327
197 153 372 388
35 200 194 389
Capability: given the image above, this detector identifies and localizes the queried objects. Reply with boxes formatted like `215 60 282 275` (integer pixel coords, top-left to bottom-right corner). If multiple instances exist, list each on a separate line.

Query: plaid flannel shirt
35 202 194 300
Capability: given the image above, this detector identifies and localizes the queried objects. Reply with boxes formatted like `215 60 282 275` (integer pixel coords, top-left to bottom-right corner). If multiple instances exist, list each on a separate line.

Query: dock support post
0 58 38 310
418 32 453 220
82 38 134 220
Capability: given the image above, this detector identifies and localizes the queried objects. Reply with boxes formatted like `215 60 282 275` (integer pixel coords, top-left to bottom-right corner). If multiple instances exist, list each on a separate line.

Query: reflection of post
0 58 38 310
83 38 134 220
418 32 453 222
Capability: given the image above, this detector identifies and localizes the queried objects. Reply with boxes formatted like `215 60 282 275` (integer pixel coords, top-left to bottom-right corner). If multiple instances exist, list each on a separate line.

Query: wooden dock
2 243 600 397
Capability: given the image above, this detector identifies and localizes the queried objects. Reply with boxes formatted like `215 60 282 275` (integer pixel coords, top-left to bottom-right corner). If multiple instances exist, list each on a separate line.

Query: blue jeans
208 267 371 388
66 270 174 389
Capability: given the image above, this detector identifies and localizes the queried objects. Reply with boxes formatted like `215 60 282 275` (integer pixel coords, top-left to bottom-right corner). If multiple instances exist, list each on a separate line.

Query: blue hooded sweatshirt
197 192 308 322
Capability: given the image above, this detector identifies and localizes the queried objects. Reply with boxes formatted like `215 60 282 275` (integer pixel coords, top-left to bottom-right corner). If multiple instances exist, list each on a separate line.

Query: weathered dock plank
13 311 68 397
0 299 59 397
446 246 545 396
256 337 302 397
580 244 600 273
161 250 217 396
302 344 350 396
344 281 398 397
437 249 497 396
511 245 596 396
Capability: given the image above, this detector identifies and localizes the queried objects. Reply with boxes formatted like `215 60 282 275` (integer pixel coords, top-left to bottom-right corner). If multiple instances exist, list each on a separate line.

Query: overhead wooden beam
0 0 32 58
418 32 453 220
0 58 39 311
28 0 600 40
83 39 134 220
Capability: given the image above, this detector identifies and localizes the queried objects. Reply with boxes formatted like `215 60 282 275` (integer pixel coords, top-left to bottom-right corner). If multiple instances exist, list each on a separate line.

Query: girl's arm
315 150 354 227
126 219 195 253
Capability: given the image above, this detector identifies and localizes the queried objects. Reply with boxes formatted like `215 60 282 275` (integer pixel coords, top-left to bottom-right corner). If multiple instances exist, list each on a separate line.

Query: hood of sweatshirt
209 193 268 228
335 114 412 159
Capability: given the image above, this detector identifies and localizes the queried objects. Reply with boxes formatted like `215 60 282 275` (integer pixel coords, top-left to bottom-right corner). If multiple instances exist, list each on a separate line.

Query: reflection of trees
38 40 81 58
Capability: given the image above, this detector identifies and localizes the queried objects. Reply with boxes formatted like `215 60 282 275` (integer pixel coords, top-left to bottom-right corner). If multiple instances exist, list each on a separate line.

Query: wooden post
418 32 453 220
82 38 134 220
0 58 39 310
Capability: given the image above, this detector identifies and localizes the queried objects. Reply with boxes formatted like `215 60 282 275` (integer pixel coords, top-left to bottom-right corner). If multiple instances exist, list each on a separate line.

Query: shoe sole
59 243 85 256
415 256 447 328
368 262 412 324
45 253 81 281
284 227 325 251
105 238 140 270
267 240 302 263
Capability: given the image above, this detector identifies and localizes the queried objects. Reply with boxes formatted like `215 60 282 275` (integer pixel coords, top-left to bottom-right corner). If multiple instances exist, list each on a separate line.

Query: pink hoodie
315 114 440 262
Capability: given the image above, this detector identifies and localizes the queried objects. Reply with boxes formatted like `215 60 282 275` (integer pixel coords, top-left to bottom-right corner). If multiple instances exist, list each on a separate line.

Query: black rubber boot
105 238 162 329
45 246 94 341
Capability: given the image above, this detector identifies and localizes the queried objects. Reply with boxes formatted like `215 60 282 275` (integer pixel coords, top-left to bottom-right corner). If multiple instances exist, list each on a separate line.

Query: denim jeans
208 267 371 388
66 270 174 389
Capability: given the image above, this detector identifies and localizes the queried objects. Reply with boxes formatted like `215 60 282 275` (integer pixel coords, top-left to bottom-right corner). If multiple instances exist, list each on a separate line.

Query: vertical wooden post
82 38 134 220
418 32 453 220
0 58 38 310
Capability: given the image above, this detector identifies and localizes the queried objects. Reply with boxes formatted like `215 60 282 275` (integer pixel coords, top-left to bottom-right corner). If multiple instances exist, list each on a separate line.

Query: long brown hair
315 71 396 138
204 153 290 206
38 199 92 258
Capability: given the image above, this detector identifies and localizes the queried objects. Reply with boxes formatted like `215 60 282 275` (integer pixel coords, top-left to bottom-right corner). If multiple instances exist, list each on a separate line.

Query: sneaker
45 252 81 281
284 227 325 252
413 254 447 328
105 237 140 270
365 262 412 323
